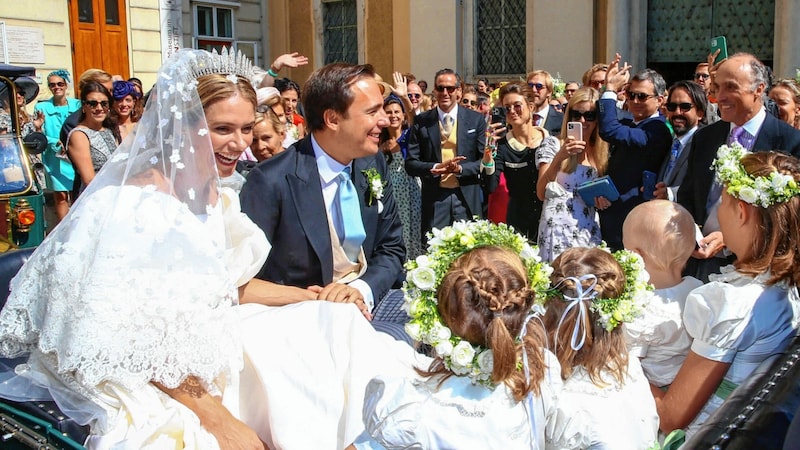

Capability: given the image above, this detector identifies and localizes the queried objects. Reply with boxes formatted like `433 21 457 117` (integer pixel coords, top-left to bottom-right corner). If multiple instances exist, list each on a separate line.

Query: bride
0 49 424 449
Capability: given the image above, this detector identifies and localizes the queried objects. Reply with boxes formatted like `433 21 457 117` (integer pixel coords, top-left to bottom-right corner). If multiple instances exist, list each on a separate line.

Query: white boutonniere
362 168 385 206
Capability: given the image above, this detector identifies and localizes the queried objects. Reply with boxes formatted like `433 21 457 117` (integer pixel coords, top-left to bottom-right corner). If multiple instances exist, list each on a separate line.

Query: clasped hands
308 283 373 321
431 156 467 176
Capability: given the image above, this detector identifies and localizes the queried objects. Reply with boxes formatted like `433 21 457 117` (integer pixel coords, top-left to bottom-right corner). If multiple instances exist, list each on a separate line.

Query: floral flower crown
713 143 800 208
550 248 652 336
591 249 652 331
403 220 553 387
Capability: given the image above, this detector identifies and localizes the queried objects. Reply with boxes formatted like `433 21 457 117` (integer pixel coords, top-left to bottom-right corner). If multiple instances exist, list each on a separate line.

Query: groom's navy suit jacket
240 136 406 302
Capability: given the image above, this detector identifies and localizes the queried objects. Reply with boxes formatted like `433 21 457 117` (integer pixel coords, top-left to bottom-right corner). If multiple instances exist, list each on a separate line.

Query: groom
240 63 405 316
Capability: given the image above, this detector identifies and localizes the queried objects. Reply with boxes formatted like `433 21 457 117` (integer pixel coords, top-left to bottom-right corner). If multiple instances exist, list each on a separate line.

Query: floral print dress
535 144 602 262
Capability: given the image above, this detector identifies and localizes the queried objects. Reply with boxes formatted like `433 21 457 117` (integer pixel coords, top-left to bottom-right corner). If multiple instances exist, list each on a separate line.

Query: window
193 3 234 52
475 0 526 75
323 0 357 65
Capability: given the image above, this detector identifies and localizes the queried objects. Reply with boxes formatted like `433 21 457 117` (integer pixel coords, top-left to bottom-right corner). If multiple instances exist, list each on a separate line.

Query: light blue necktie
336 167 366 262
665 138 681 181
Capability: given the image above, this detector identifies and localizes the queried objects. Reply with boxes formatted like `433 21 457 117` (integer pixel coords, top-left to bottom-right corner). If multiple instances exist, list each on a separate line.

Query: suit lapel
286 139 334 283
753 113 778 150
353 156 377 250
427 110 443 162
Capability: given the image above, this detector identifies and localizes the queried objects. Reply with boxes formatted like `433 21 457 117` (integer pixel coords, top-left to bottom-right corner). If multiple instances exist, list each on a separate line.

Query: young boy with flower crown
652 147 800 440
349 220 594 449
622 200 703 388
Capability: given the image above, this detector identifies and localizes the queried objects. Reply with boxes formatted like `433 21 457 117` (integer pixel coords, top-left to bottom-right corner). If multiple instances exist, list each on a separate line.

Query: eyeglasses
527 82 545 91
407 93 422 99
665 102 694 112
569 110 597 121
435 85 458 93
503 103 525 115
694 73 710 80
48 81 66 88
589 80 604 89
461 98 477 107
626 91 657 102
84 100 110 109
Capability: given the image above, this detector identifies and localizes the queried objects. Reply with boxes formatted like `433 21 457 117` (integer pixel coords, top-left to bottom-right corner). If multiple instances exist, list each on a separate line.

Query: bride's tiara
189 47 254 82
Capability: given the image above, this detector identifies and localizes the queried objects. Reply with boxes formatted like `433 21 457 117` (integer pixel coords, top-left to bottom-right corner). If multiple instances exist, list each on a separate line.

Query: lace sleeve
0 186 242 393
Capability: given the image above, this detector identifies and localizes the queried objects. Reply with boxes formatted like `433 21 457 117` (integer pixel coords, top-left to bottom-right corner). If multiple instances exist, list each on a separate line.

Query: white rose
771 173 791 190
434 340 453 357
520 243 540 262
451 341 476 367
738 186 758 204
430 323 452 341
415 254 432 268
452 221 468 233
405 322 422 341
409 267 436 291
371 179 384 198
477 349 494 373
442 227 457 241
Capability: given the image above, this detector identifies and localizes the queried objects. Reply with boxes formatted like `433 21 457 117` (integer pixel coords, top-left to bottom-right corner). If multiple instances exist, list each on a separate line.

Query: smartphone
694 224 705 250
490 106 506 128
711 36 728 65
642 170 657 200
566 122 583 141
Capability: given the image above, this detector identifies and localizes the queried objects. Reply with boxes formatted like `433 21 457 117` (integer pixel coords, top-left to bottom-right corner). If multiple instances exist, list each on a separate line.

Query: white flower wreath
403 220 553 387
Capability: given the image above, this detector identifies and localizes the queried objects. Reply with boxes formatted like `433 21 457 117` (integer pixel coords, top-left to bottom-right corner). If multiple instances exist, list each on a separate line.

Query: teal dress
34 98 81 191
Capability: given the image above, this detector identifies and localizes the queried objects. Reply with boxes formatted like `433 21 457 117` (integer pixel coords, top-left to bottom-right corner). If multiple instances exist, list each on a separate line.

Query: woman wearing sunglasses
66 81 119 193
483 82 559 242
535 87 609 262
34 70 83 220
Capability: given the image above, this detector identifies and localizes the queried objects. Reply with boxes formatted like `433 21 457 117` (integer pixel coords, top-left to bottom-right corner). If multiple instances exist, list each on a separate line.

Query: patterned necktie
441 115 454 136
335 167 366 262
728 126 744 146
665 139 681 180
533 114 542 126
728 125 754 149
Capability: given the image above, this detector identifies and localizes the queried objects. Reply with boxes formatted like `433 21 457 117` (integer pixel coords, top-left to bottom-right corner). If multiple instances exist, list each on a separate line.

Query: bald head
623 200 696 272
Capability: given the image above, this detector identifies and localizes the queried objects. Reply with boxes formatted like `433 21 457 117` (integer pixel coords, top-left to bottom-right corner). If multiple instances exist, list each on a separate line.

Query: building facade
1 0 798 101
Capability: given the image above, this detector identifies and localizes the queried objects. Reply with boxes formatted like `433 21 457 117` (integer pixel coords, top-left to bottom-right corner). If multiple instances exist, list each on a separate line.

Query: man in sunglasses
597 53 672 251
525 70 563 135
694 62 720 125
406 68 487 235
654 81 707 202
407 82 424 115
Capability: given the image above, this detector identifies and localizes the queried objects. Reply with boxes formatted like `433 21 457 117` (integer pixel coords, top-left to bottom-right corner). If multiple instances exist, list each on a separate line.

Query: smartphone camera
490 107 506 128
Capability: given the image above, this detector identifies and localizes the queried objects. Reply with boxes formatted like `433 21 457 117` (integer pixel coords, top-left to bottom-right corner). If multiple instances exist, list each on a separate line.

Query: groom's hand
314 283 373 321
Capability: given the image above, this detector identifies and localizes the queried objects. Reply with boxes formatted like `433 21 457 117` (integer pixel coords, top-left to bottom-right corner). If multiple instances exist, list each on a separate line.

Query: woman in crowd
275 77 305 147
251 106 286 162
653 150 800 439
111 79 141 141
483 82 560 242
543 247 659 449
66 82 118 192
769 79 800 129
0 48 423 450
378 93 423 260
34 69 81 220
536 87 608 262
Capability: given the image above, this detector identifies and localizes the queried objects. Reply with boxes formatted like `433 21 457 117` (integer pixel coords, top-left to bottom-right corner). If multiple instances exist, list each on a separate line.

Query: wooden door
68 0 130 90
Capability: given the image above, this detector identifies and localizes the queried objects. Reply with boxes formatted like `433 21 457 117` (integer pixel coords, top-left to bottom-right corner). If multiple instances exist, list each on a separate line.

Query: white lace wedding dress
0 185 426 449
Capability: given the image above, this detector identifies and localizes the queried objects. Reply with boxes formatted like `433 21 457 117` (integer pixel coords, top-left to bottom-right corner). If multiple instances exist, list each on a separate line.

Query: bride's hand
206 412 267 450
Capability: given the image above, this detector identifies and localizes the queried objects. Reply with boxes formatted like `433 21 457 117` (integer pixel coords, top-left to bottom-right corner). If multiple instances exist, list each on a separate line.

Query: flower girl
542 247 660 449
654 148 800 438
351 220 591 449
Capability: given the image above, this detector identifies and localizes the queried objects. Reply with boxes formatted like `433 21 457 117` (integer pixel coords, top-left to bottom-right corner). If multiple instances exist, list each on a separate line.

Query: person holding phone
534 87 609 262
481 82 559 242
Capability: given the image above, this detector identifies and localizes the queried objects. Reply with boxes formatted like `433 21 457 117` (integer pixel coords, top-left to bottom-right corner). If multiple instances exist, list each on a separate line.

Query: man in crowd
526 69 563 135
678 52 800 281
598 54 672 250
583 63 608 90
241 62 405 317
653 80 707 202
406 68 487 235
407 82 424 115
694 61 719 124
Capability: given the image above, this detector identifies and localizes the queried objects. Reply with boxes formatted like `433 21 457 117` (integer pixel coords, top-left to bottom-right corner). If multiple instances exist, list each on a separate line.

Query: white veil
0 49 258 427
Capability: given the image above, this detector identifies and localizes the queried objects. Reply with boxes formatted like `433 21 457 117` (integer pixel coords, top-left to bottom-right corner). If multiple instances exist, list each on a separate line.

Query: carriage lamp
12 199 35 233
